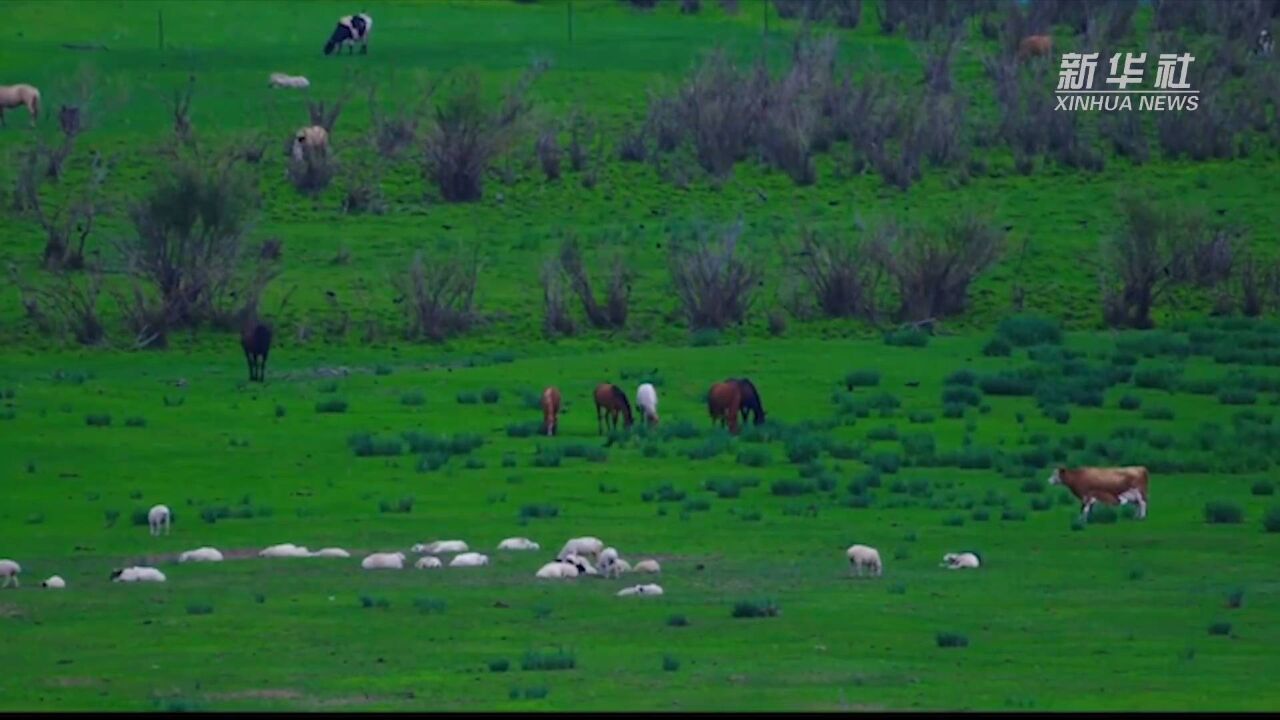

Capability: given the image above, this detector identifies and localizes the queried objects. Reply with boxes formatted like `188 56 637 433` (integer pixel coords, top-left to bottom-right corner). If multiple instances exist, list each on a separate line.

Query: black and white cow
323 12 373 56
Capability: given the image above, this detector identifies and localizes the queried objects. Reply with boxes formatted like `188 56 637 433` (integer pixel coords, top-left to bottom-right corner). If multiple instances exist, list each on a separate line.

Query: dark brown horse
593 383 633 434
733 377 766 426
241 317 273 382
541 386 562 437
707 381 742 434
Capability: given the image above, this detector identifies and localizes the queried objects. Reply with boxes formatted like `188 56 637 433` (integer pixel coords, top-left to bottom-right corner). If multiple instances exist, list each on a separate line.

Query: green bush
456 392 479 405
983 337 1012 356
414 597 447 614
936 632 969 648
997 314 1062 346
85 413 112 427
667 614 689 627
488 659 510 673
843 370 881 388
662 654 681 672
482 388 501 404
521 649 576 671
1207 621 1232 637
1118 395 1142 410
1264 506 1280 532
884 328 929 347
1219 388 1258 406
731 599 780 619
348 433 404 457
315 399 348 414
1204 500 1244 524
401 391 426 406
770 479 815 497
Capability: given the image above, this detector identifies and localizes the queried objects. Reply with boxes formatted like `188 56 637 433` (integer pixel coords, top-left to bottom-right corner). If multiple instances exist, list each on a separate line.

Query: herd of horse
541 379 766 438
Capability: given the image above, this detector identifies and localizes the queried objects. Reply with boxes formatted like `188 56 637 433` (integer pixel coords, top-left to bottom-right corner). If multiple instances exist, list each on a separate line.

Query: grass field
3 0 1280 712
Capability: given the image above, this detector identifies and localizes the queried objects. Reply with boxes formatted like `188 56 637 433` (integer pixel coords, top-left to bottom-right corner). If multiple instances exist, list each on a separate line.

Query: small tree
172 75 196 146
17 149 110 270
8 260 105 345
556 235 631 329
1098 194 1174 329
874 213 1003 322
393 245 481 342
541 258 575 337
669 221 761 329
787 227 882 321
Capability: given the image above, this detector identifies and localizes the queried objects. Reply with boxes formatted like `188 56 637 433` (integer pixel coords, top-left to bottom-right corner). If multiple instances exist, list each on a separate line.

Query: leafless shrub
719 0 740 15
236 133 270 164
681 0 701 13
668 220 761 329
648 49 763 180
393 245 481 342
920 25 963 94
287 143 336 195
1099 111 1149 164
536 123 562 181
644 93 684 154
874 213 1004 321
767 307 788 336
1206 0 1268 42
308 95 346 133
913 92 967 167
774 0 805 19
786 227 882 320
556 234 631 329
626 0 658 8
541 258 576 337
567 108 597 172
1236 249 1271 317
18 149 110 271
172 75 196 146
1153 0 1205 32
8 261 106 345
618 123 647 162
1166 223 1236 288
760 71 818 185
831 0 862 27
259 237 283 262
1098 193 1195 329
114 151 258 339
1082 0 1137 45
422 63 544 202
369 79 436 158
877 0 978 40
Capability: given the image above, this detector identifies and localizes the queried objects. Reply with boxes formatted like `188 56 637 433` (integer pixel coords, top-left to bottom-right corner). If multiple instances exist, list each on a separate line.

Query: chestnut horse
541 386 562 437
593 383 633 434
707 381 743 434
733 377 766 426
1016 34 1053 62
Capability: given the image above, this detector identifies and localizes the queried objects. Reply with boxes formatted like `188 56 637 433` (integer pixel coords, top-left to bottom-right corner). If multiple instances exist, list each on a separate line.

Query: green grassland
3 0 1280 712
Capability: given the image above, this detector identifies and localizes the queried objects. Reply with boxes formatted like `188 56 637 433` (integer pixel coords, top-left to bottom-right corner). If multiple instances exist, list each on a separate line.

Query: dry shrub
555 235 631 329
536 122 562 181
393 245 481 341
874 213 1004 322
17 149 110 271
541 258 576 337
668 221 761 329
787 227 882 320
172 75 196 146
8 260 105 345
567 108 597 173
287 143 336 195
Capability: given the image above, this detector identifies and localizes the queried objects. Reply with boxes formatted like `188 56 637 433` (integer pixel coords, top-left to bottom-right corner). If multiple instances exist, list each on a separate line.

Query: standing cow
1048 466 1149 521
324 12 374 56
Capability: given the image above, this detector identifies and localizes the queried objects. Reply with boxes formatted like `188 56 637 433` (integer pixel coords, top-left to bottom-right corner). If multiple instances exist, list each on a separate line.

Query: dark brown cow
541 386 562 437
593 383 633 434
1048 466 1149 521
1017 34 1053 62
707 381 742 435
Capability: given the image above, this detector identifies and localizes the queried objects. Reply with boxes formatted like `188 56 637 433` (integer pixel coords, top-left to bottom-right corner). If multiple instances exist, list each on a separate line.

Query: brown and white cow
1048 466 1149 521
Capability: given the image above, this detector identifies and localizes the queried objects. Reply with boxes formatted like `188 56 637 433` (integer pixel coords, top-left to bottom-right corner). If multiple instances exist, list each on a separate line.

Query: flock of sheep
0 505 668 598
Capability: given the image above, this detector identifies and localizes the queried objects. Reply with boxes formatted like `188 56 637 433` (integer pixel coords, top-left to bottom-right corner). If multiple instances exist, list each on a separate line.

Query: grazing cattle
268 72 311 89
1257 29 1275 57
1017 34 1053 62
593 383 634 433
541 386 562 437
707 381 743 434
241 317 272 383
846 544 882 578
148 504 171 536
1048 466 1149 521
734 377 766 426
0 84 40 127
324 12 374 56
636 383 659 427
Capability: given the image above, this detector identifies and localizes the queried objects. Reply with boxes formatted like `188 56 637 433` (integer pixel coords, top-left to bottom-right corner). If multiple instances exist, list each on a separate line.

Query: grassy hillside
3 0 1280 712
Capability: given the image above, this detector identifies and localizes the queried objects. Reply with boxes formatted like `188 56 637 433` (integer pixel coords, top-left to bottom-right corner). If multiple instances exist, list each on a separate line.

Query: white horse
0 84 40 127
636 383 659 427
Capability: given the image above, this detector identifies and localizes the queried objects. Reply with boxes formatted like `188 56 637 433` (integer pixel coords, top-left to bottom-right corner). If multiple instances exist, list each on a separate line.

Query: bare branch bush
393 244 481 341
17 148 110 270
541 257 576 337
786 227 882 320
668 220 761 329
874 213 1004 322
172 75 196 147
535 120 562 181
7 260 106 345
556 234 632 329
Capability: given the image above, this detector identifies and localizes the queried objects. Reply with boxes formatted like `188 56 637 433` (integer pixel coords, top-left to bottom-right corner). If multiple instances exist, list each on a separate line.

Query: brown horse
541 386 562 437
593 383 633 434
1016 34 1053 62
707 381 742 434
241 317 273 383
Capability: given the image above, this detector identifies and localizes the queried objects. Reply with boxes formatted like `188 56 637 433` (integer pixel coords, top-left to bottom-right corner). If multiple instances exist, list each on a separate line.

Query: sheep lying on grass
178 547 224 563
498 537 540 551
414 556 443 569
260 543 311 558
942 552 981 570
449 552 489 568
413 540 468 554
111 567 166 583
632 559 661 574
361 552 405 570
41 575 66 589
536 561 579 579
616 583 664 597
309 548 351 559
558 537 604 561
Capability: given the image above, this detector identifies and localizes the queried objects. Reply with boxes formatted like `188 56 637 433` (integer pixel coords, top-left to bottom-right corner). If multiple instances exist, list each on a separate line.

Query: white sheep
361 552 405 570
449 552 489 568
268 72 311 89
558 537 604 561
497 537 540 551
259 543 312 558
603 558 632 579
846 544 882 578
942 552 981 570
414 556 443 569
291 125 329 162
178 547 224 563
535 561 579 579
598 547 620 566
412 540 468 554
148 504 171 536
631 559 661 574
559 554 599 576
0 559 21 588
41 575 66 589
309 548 351 559
616 583 664 597
111 566 167 583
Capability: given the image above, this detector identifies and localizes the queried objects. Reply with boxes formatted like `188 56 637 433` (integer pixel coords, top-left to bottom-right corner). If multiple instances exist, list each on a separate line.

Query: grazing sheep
148 504 171 536
497 537 540 551
616 583 664 597
291 125 329 162
449 552 489 568
259 543 312 558
41 575 66 589
536 561 579 579
178 547 224 563
631 559 661 574
0 559 21 588
846 544 882 578
268 72 311 89
414 556 443 569
361 552 405 570
598 547 620 566
559 554 599 576
558 537 604 561
942 552 981 570
111 566 167 583
412 540 468 554
603 558 632 579
309 548 351 558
